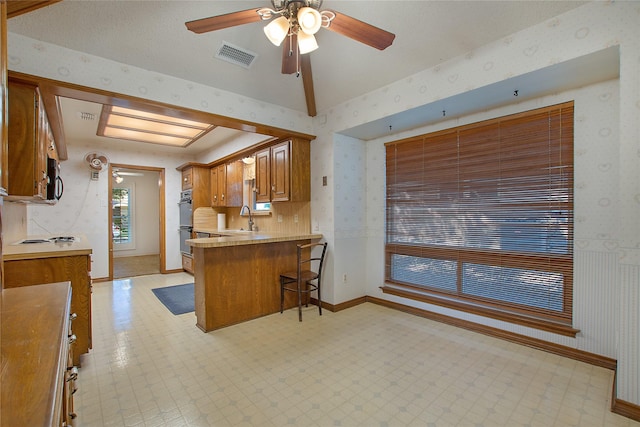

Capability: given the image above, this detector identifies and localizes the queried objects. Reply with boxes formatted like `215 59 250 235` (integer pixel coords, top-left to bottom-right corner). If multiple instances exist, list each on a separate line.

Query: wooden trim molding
7 70 316 159
381 284 580 338
310 296 366 313
612 374 640 422
367 295 612 368
6 0 61 18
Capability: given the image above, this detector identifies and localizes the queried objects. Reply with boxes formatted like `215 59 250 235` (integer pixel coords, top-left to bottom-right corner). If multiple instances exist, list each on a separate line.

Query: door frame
108 163 166 280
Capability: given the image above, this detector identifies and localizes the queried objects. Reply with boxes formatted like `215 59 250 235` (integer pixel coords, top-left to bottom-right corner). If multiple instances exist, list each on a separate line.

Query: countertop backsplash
193 201 311 235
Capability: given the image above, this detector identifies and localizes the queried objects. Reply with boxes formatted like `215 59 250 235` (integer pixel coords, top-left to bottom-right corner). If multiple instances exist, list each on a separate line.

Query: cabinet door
36 102 49 197
255 148 270 203
7 80 46 199
210 166 218 206
210 164 226 206
225 160 243 207
3 255 92 367
270 141 290 202
217 164 226 206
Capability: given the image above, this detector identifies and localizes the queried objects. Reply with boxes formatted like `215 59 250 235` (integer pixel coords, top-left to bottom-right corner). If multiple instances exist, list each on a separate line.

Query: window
383 102 576 336
112 187 132 246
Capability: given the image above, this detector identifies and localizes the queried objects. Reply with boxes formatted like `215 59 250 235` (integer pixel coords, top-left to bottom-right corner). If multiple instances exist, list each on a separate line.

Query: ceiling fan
185 0 395 117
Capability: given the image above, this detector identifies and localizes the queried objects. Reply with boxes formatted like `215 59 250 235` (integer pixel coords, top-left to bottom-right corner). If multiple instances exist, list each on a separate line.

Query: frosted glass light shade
264 16 289 46
297 7 322 35
297 32 318 54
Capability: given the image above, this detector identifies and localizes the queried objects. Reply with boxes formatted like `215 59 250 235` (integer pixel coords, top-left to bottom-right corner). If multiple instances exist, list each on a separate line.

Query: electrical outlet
343 274 347 284
277 214 283 223
294 214 299 223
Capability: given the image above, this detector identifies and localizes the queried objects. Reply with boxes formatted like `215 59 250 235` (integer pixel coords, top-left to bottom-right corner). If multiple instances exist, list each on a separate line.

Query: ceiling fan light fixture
264 16 289 46
297 31 318 54
298 7 322 35
113 172 124 184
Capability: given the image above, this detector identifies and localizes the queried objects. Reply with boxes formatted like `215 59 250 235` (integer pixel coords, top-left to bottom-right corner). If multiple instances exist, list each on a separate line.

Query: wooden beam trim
8 70 317 143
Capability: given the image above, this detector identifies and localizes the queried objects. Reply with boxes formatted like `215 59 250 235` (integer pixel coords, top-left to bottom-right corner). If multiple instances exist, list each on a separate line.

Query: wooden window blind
384 102 575 333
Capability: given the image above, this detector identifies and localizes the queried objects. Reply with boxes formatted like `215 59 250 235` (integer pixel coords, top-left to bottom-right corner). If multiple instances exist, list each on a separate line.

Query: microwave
46 157 64 201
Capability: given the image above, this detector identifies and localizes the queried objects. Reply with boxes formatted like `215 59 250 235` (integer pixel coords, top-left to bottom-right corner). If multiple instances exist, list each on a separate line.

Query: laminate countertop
3 234 92 260
1 282 72 427
187 229 323 248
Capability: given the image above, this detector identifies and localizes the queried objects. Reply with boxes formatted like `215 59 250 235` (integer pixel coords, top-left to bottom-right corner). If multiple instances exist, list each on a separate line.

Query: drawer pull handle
68 334 77 344
67 366 79 381
70 313 78 322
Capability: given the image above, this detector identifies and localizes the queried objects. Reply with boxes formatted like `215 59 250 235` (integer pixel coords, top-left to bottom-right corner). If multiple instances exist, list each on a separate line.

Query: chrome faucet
240 205 254 231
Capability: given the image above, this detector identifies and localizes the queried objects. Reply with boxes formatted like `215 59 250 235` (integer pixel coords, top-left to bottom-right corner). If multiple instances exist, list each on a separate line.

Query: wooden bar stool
280 242 328 321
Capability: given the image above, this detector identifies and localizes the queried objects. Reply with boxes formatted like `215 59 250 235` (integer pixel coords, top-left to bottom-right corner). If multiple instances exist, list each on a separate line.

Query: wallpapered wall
8 1 640 405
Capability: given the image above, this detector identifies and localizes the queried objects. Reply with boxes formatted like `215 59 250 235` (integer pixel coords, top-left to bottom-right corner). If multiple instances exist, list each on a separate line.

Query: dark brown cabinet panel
225 160 243 207
7 79 49 200
255 147 271 203
4 254 92 367
210 164 226 206
254 138 310 203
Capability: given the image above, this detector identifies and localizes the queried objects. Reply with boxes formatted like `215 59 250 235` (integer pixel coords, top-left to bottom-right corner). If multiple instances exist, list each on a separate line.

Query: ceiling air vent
78 111 96 121
215 41 258 69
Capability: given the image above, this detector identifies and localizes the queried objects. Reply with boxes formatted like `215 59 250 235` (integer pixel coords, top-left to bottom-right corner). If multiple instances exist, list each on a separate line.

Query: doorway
109 163 166 280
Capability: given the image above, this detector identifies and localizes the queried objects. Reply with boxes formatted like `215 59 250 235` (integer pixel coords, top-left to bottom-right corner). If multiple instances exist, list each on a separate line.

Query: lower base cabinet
1 282 77 426
3 253 92 367
182 253 194 274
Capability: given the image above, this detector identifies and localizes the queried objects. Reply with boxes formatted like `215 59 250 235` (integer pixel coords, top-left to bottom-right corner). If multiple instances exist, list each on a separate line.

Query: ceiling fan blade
281 33 298 75
300 55 317 117
185 8 262 34
325 11 395 50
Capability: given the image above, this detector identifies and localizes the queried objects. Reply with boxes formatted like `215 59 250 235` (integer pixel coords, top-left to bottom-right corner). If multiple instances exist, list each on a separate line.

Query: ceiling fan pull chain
296 40 301 77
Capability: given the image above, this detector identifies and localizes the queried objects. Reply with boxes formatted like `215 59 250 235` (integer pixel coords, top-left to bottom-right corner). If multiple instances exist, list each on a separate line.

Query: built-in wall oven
178 190 192 255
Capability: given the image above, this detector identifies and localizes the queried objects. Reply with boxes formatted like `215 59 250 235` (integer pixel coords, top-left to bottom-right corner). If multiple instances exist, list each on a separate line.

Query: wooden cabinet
1 282 76 427
255 138 310 203
270 141 290 202
210 164 226 206
225 159 243 207
178 165 210 209
3 254 92 367
255 147 271 203
1 1 7 196
181 168 193 190
181 253 193 274
6 79 50 200
176 164 210 273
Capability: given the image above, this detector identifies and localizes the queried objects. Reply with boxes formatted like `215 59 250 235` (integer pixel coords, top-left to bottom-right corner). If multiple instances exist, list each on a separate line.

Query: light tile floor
74 273 640 427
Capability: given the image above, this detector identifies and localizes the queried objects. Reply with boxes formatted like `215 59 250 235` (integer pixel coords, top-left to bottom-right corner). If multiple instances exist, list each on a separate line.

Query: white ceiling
7 1 588 153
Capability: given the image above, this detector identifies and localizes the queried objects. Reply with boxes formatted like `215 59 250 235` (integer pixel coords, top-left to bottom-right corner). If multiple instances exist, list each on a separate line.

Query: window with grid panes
383 102 575 335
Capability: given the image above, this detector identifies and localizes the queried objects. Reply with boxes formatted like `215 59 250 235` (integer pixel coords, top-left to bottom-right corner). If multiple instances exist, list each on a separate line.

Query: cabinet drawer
182 254 194 273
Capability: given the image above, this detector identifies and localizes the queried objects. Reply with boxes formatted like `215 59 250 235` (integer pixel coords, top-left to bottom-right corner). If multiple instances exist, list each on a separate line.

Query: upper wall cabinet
181 168 193 190
255 138 310 203
178 164 210 210
225 160 243 207
210 163 226 207
209 160 243 207
6 79 51 201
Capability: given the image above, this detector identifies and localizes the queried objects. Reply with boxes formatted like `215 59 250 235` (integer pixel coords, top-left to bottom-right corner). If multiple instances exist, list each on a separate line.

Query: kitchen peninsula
187 230 322 332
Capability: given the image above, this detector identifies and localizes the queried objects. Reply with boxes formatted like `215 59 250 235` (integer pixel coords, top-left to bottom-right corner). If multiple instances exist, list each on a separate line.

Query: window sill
381 284 580 338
